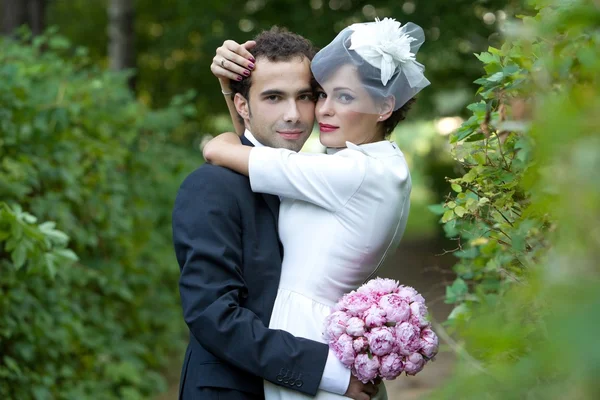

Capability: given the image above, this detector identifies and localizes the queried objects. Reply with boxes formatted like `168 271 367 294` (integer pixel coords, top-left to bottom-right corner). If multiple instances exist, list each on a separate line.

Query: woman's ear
234 93 250 121
378 96 396 121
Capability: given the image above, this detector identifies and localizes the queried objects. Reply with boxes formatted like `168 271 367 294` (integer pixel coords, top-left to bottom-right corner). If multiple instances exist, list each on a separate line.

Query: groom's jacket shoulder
177 163 250 198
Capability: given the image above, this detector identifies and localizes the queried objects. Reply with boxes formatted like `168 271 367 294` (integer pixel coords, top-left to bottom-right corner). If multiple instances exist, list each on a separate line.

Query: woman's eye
338 93 354 103
317 92 327 100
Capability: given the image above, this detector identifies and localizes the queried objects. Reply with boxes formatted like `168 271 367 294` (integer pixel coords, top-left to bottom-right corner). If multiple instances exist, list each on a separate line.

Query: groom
173 28 376 400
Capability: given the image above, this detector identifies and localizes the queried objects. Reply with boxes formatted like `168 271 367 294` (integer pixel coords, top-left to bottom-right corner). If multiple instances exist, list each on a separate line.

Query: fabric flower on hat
349 18 417 86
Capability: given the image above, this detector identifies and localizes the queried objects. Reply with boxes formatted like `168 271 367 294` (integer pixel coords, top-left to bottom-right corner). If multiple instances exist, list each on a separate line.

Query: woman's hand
211 40 257 89
202 132 242 165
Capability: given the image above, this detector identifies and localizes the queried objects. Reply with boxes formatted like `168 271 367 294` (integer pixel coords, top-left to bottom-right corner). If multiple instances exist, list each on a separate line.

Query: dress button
296 380 303 387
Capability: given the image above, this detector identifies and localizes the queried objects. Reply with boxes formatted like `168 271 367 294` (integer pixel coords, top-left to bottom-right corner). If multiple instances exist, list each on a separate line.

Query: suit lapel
241 135 280 227
262 193 280 227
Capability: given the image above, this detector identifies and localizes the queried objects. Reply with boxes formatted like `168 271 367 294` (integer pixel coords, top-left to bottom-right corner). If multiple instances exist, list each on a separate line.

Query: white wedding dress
248 140 411 400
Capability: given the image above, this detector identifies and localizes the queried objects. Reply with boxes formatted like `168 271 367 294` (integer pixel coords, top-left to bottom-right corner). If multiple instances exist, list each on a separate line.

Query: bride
205 18 430 399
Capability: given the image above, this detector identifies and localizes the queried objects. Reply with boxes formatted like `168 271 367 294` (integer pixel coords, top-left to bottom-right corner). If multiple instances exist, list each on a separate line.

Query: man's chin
274 136 308 152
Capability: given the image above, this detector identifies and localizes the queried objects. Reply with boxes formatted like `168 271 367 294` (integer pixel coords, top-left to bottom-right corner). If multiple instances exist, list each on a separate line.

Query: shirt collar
243 129 265 148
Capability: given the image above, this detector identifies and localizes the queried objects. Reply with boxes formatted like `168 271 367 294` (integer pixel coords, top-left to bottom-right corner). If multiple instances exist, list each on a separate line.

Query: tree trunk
108 0 136 90
27 0 46 35
1 0 45 36
1 0 28 35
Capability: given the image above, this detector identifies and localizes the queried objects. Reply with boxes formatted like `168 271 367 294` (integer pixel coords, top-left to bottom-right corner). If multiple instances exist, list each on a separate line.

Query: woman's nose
317 97 334 117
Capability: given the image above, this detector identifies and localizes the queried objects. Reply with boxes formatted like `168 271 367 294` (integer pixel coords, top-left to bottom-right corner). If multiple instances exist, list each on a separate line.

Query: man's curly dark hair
229 27 318 102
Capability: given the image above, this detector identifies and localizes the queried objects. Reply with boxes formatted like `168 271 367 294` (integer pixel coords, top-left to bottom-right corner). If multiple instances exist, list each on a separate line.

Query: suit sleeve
248 147 367 211
173 167 343 396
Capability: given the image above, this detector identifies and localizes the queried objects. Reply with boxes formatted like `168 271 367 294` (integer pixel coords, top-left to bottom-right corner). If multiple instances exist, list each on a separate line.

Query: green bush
431 0 599 398
0 30 199 399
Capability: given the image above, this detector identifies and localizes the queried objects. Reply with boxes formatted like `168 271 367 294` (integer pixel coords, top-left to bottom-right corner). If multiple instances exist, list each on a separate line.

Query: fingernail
243 70 250 76
248 62 255 69
237 76 243 81
249 57 255 62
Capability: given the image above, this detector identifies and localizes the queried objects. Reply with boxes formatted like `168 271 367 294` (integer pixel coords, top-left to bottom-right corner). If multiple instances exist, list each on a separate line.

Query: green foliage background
1 0 599 398
429 0 600 398
45 0 516 137
0 31 199 399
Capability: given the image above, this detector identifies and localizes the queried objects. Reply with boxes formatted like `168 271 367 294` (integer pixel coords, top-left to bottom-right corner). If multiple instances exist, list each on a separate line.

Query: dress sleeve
248 147 367 211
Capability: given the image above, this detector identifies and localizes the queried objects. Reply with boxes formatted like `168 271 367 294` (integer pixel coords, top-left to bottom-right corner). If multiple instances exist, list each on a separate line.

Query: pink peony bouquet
323 278 439 383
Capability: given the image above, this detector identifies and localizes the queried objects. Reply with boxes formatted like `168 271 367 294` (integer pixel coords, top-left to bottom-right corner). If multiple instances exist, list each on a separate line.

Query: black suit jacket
173 137 329 399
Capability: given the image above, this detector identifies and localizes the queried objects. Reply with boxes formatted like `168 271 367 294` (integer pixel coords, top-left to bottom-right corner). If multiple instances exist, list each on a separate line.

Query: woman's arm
210 40 256 135
203 132 251 175
203 133 371 212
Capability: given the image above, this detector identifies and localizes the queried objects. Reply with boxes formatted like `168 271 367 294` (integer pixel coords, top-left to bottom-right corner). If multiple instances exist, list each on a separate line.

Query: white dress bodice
248 140 411 399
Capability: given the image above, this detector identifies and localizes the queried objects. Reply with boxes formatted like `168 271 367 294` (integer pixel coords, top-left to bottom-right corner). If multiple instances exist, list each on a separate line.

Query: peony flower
353 353 380 383
346 317 366 337
363 305 387 328
358 277 399 296
336 292 374 316
366 326 396 356
395 321 421 355
323 311 351 341
419 328 439 359
332 334 356 367
379 352 404 380
409 301 430 328
379 293 411 323
404 352 425 376
397 285 424 304
353 336 369 353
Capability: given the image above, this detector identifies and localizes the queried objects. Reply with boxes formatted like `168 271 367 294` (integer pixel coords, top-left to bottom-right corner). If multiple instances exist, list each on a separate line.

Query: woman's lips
319 123 339 133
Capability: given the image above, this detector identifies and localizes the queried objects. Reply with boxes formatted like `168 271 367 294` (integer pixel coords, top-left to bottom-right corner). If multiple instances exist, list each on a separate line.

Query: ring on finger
220 58 226 68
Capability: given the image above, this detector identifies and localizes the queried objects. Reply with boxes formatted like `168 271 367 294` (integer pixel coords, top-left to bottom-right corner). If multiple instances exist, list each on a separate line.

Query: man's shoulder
182 163 249 187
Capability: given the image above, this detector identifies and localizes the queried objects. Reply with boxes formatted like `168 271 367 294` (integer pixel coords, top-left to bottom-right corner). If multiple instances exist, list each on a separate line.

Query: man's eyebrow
260 87 314 97
260 89 285 97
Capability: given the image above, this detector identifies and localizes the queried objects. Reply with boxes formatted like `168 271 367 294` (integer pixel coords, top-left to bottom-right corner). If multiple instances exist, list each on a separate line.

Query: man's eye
266 95 280 102
317 92 327 100
298 94 313 101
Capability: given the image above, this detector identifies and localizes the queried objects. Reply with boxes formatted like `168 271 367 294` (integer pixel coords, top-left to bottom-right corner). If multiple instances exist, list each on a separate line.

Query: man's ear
378 96 396 121
234 93 250 121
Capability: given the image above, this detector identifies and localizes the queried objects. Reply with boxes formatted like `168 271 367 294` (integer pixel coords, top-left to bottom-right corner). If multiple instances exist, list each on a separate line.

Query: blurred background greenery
1 0 598 399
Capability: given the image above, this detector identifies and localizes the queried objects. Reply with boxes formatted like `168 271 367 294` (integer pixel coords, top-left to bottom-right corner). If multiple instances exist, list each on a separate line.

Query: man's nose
283 100 301 123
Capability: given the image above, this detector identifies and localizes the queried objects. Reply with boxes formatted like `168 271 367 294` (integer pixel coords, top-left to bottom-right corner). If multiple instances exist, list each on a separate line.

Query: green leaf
442 210 455 223
475 52 497 64
451 183 463 193
12 243 27 269
454 206 466 217
487 72 504 82
427 204 445 215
